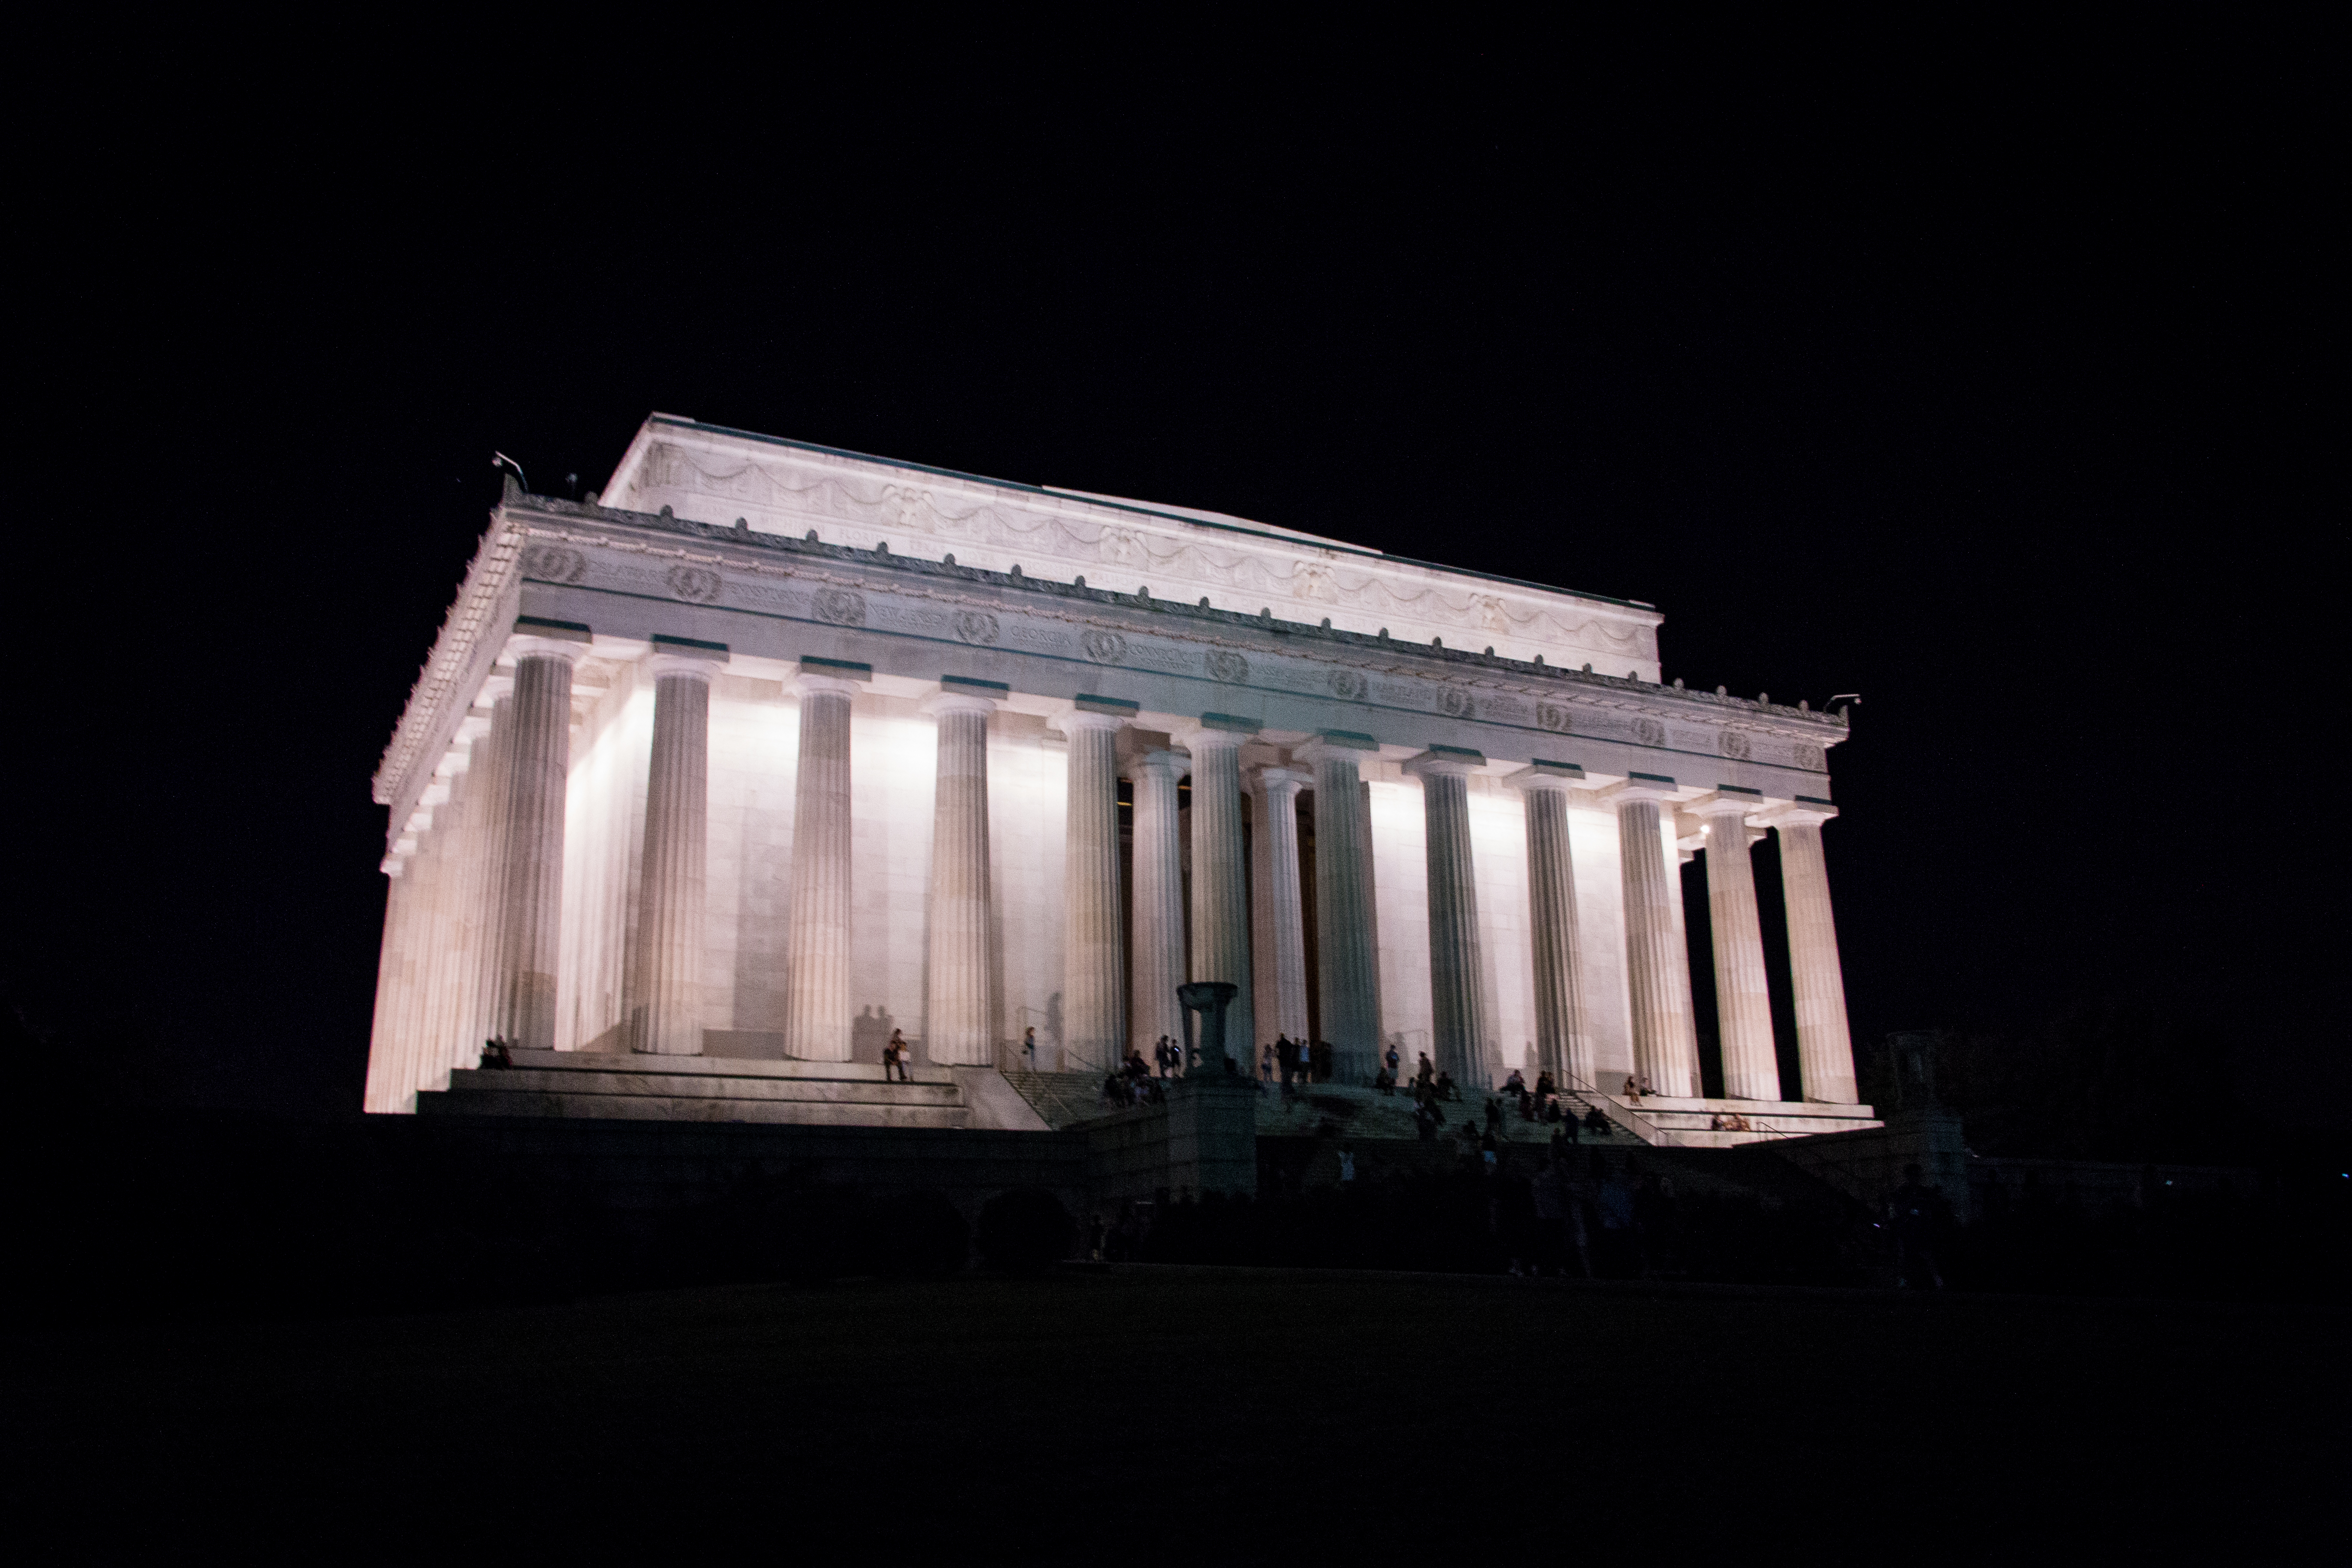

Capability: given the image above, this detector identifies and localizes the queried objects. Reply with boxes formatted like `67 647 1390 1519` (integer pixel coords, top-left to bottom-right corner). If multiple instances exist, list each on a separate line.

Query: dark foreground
3 1268 2334 1556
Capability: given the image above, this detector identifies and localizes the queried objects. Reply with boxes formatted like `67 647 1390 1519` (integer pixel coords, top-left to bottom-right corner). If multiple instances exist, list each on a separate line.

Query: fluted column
1611 778 1702 1096
489 635 582 1052
1175 718 1256 1071
1406 747 1491 1094
925 679 1000 1066
1054 700 1131 1075
1295 734 1382 1083
1511 762 1591 1088
1250 766 1311 1050
466 694 515 1053
631 645 723 1055
1128 749 1188 1058
1769 802 1858 1103
784 664 866 1061
1692 791 1778 1100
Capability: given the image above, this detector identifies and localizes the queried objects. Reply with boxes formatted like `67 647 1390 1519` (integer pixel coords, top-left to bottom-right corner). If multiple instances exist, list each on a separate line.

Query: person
1583 1104 1611 1139
1385 1044 1402 1082
1709 1112 1725 1131
1638 1073 1658 1098
478 1038 511 1070
1167 1038 1182 1075
1295 1036 1313 1085
1276 1034 1295 1093
887 1028 912 1082
1415 1053 1436 1095
1434 1070 1457 1102
1152 1036 1169 1077
1338 1148 1356 1185
1504 1068 1527 1097
1414 1101 1438 1142
1556 1108 1580 1148
1623 1074 1642 1099
1534 1070 1556 1102
1261 1043 1275 1082
1375 1068 1395 1097
1484 1096 1505 1136
1022 1026 1038 1069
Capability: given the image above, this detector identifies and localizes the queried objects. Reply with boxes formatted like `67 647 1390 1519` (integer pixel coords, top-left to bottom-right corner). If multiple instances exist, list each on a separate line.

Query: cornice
374 488 1850 826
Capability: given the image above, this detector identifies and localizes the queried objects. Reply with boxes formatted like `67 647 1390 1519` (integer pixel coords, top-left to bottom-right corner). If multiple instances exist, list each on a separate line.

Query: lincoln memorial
364 415 1871 1147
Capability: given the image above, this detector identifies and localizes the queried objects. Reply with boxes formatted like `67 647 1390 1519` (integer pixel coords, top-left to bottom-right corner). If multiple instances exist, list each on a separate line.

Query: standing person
1385 1043 1402 1083
1296 1036 1313 1086
1415 1053 1436 1096
1022 1026 1038 1069
1276 1033 1295 1094
1259 1043 1274 1082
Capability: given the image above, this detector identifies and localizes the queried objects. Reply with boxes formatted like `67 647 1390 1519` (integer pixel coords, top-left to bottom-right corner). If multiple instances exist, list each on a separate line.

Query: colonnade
375 642 1857 1112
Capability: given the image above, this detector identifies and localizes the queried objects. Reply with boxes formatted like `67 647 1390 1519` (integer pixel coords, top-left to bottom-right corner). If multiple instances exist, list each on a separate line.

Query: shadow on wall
851 1007 897 1066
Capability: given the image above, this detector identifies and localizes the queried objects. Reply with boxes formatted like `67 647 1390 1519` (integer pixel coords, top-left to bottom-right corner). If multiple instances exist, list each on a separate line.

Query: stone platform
418 1050 975 1129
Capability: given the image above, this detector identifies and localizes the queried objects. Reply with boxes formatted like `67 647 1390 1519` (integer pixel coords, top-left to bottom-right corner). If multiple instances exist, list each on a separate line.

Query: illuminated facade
364 416 1869 1142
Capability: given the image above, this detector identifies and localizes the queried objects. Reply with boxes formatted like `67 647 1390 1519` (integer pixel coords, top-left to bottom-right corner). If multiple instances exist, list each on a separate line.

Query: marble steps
417 1087 972 1129
1001 1070 1120 1129
416 1051 973 1129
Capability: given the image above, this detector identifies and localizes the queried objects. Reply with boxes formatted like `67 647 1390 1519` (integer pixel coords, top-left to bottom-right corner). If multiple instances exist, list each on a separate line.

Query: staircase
416 1050 971 1129
1000 1070 1119 1129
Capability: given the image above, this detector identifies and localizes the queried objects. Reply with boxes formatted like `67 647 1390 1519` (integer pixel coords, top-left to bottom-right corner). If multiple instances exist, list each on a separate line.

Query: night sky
11 24 2332 1122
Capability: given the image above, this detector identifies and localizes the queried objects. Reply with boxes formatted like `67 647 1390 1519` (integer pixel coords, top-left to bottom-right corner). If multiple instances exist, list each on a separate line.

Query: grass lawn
3 1267 2333 1556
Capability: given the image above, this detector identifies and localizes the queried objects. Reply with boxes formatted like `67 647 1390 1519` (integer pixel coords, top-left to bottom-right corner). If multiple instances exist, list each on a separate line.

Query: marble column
784 665 866 1061
1769 802 1859 1103
1511 762 1590 1088
489 637 582 1052
1406 747 1491 1095
466 694 515 1054
1176 718 1256 1072
1612 778 1702 1097
1054 700 1131 1075
630 646 722 1055
1295 733 1381 1082
1691 791 1778 1101
925 679 1000 1066
1128 749 1188 1062
1250 766 1312 1050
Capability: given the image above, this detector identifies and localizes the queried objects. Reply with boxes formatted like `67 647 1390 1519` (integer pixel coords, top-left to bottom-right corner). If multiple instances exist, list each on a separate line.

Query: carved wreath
1206 650 1249 683
1633 718 1666 747
521 545 587 584
815 588 866 627
665 564 722 604
1328 668 1367 700
1797 744 1826 771
1439 687 1473 719
953 610 999 646
1718 730 1753 761
1537 703 1570 734
1082 630 1127 664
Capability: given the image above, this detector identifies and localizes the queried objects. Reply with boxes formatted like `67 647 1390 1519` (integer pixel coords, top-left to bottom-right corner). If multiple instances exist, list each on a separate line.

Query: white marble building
364 415 1861 1128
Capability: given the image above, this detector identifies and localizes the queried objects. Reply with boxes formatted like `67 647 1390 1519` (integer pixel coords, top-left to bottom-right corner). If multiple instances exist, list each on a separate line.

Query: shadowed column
1406 746 1491 1095
925 677 1002 1066
1610 776 1702 1097
1767 801 1859 1103
490 629 584 1052
1055 698 1133 1075
1250 766 1311 1052
1176 717 1256 1071
1128 748 1188 1061
631 642 725 1055
1691 789 1778 1100
466 692 515 1054
784 661 868 1061
1510 760 1591 1089
1295 732 1381 1084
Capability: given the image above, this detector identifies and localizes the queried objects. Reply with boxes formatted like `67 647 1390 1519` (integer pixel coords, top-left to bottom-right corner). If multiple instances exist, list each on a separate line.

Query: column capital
644 636 727 683
1602 772 1681 807
1292 729 1379 767
1758 795 1839 829
1252 765 1311 798
1403 744 1485 781
1174 713 1259 751
926 674 1006 718
1507 759 1586 794
1685 785 1767 821
1133 747 1189 778
507 634 589 667
1050 706 1129 737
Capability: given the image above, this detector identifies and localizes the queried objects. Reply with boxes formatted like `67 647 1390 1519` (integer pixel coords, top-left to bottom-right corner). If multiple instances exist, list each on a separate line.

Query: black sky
8 21 2335 1119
